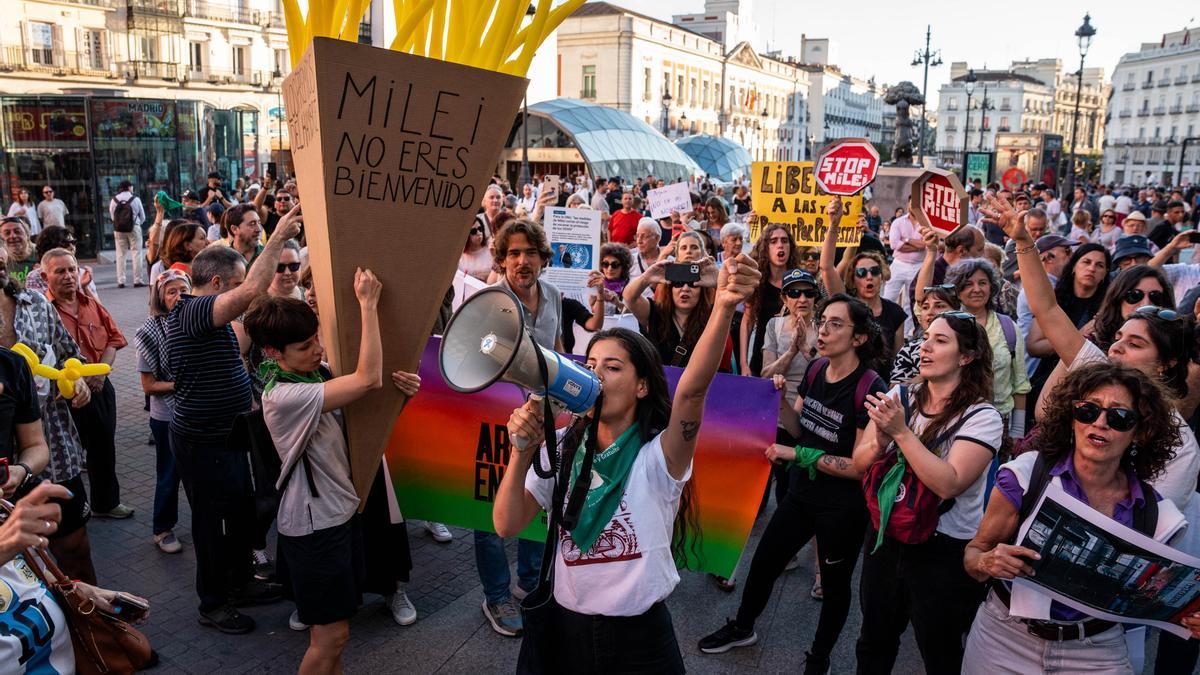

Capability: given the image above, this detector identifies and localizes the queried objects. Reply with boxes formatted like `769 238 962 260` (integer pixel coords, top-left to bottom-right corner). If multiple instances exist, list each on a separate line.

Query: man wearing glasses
36 186 69 229
261 189 295 238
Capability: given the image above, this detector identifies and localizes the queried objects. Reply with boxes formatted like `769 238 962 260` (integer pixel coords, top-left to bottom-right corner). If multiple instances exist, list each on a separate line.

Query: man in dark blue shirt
167 206 300 634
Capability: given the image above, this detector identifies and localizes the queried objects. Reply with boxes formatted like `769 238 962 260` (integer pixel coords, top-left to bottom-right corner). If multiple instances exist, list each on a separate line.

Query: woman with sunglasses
270 241 304 300
588 242 631 316
820 203 906 377
459 221 492 282
760 270 820 508
891 285 958 386
983 194 1200 514
740 224 799 376
1089 265 1174 349
700 294 886 674
962 362 1199 673
853 310 1003 674
1097 208 1121 251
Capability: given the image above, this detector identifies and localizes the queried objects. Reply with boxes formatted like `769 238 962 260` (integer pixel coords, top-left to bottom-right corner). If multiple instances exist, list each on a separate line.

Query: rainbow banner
384 337 779 576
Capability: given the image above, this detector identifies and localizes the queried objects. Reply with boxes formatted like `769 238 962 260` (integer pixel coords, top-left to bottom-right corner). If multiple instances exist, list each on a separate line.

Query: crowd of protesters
2 168 1200 673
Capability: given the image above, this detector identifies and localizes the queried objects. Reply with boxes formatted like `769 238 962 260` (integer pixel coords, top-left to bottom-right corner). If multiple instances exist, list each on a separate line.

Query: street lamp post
1166 138 1177 185
1064 13 1096 197
761 107 769 160
911 25 942 165
961 69 977 180
977 85 991 151
1179 137 1200 188
679 112 688 138
661 88 673 136
518 95 530 189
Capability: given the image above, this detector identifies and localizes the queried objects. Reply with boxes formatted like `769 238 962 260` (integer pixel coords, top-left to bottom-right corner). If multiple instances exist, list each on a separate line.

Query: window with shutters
81 29 105 70
581 65 596 99
189 42 204 74
28 22 55 65
232 46 246 76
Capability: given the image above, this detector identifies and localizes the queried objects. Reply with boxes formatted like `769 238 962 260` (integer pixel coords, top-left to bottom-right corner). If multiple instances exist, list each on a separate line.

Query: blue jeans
474 530 542 605
149 418 180 535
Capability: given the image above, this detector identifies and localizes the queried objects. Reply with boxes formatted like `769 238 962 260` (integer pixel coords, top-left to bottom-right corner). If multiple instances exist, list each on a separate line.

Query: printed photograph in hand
551 242 591 270
1021 498 1200 624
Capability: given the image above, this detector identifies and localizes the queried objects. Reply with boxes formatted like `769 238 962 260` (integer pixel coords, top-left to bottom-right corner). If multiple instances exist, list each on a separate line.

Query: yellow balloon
58 378 75 400
11 345 112 400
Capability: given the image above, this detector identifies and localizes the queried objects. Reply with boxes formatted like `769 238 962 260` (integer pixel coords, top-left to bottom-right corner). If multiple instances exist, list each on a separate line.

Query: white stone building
554 1 809 162
1102 27 1200 186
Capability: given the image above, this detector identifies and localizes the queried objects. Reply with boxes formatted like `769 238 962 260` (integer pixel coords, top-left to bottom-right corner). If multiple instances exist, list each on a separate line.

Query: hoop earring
1129 442 1139 457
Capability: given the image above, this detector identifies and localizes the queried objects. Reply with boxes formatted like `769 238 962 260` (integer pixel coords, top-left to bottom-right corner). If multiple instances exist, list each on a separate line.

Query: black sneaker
698 619 758 654
198 604 255 634
251 548 276 581
803 651 831 675
230 580 284 607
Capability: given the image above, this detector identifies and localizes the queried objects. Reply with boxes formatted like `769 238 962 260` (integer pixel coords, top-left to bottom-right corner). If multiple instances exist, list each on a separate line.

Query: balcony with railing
1188 104 1200 113
182 67 263 85
1153 105 1167 115
124 60 179 80
1176 76 1189 85
1194 73 1200 83
0 45 115 77
185 0 258 24
1118 109 1132 118
1122 82 1136 91
129 0 182 15
1170 104 1183 114
1137 108 1151 117
1142 80 1154 89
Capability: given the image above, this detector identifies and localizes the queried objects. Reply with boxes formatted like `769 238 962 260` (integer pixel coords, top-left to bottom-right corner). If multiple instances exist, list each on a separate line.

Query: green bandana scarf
871 453 908 553
568 422 642 554
258 358 325 396
791 446 827 480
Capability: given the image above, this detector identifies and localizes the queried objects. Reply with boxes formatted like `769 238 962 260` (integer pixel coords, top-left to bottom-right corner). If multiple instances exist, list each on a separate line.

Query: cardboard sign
911 169 968 236
750 161 862 247
647 181 692 220
385 337 779 577
814 138 880 196
1001 166 1027 191
282 37 527 502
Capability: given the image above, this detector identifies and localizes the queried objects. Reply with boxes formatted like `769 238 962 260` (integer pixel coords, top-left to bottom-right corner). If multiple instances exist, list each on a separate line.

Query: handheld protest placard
280 0 579 503
910 168 968 237
814 138 880 196
750 161 863 247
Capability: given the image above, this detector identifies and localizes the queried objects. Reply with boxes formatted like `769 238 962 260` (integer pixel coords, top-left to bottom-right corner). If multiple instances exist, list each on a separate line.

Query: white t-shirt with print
525 431 691 617
0 555 74 674
1069 340 1200 511
886 385 1004 539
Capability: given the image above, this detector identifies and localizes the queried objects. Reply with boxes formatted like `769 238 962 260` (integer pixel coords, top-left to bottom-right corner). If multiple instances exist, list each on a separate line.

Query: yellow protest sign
750 161 863 247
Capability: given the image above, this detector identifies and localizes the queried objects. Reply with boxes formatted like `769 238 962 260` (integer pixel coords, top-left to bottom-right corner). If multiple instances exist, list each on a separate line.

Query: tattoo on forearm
679 420 700 442
825 455 850 471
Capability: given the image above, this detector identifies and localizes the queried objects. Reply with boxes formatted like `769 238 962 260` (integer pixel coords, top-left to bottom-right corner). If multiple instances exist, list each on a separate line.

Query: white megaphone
439 287 601 448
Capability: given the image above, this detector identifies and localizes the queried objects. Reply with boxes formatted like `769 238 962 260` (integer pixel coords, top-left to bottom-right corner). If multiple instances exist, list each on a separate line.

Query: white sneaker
388 589 417 626
288 610 309 631
423 521 453 543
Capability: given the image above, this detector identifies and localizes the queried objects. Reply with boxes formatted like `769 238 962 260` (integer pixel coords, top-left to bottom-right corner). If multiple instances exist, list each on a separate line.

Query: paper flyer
543 206 601 302
647 182 692 220
1011 481 1199 638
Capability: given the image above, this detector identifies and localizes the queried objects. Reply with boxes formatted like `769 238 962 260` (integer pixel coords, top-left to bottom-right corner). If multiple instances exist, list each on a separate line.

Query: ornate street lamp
911 25 942 164
1064 13 1095 195
661 88 673 136
961 69 977 178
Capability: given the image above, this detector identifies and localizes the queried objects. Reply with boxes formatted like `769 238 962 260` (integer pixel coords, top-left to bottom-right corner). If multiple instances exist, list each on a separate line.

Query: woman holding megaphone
493 253 761 674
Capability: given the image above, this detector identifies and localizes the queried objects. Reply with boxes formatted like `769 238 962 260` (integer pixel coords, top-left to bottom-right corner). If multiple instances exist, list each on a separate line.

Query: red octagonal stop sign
911 169 968 236
814 138 880 196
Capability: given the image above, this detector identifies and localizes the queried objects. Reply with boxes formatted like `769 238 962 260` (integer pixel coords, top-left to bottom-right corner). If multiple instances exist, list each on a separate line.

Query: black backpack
112 195 135 233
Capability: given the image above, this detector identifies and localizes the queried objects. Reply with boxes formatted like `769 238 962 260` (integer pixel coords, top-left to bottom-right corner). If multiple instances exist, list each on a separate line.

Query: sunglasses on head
1072 400 1139 432
670 281 697 289
923 283 957 295
784 287 819 299
276 262 301 273
1123 288 1165 306
600 260 622 269
1133 304 1179 320
936 310 975 322
854 265 882 278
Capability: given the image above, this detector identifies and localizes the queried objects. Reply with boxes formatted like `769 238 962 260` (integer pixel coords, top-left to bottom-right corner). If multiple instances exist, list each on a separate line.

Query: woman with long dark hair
459 220 492 282
700 294 886 675
740 223 799 376
853 312 1003 674
1089 264 1174 349
153 219 208 278
494 255 761 673
962 363 1198 672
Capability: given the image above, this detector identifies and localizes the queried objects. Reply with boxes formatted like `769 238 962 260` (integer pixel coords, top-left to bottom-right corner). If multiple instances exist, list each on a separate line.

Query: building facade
1103 27 1200 187
0 0 321 253
555 1 808 164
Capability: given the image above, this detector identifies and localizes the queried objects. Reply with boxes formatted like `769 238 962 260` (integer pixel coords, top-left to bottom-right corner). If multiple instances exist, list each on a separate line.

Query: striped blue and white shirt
166 294 252 440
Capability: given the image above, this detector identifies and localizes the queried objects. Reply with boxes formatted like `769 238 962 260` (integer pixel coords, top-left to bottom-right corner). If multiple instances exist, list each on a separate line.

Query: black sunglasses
1072 400 1139 432
63 238 77 246
469 226 483 235
276 262 301 273
1133 305 1179 320
854 265 882 278
1123 288 1165 306
670 281 697 289
936 310 976 322
600 260 622 269
784 287 819 299
923 284 957 295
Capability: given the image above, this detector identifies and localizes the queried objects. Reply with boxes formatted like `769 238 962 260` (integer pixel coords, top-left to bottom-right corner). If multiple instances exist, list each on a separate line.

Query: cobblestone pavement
80 257 1167 674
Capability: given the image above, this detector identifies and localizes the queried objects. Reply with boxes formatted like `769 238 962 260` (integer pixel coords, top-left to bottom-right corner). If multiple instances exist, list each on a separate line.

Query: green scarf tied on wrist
870 453 909 553
791 446 826 480
258 358 325 396
568 422 642 554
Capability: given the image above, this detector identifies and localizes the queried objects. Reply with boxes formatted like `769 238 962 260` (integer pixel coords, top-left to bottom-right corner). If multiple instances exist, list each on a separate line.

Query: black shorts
278 516 364 626
50 474 90 538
